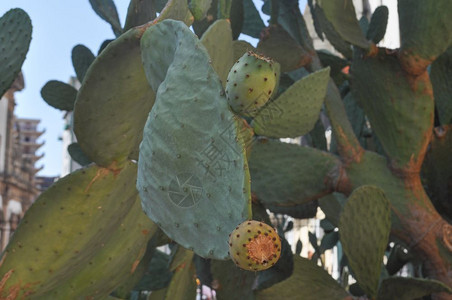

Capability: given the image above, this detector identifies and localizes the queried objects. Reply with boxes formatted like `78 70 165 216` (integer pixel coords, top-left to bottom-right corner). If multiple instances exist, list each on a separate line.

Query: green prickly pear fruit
228 220 282 271
225 51 278 117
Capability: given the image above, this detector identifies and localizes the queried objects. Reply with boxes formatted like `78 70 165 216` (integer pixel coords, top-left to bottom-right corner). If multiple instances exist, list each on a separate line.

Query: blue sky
0 1 306 176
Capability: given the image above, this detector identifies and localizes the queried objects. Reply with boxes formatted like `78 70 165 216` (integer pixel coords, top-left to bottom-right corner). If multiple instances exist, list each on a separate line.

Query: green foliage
252 67 330 137
398 0 452 74
162 247 196 300
0 9 32 97
124 0 157 31
74 27 156 168
41 80 78 111
241 0 265 39
422 125 452 220
256 24 311 73
134 250 172 292
89 0 122 36
430 47 452 125
67 142 92 166
138 20 250 259
0 163 144 298
367 6 388 44
377 277 452 300
317 0 370 49
339 185 391 298
351 48 434 169
189 0 212 20
71 44 95 83
312 4 352 58
255 256 349 300
249 139 341 206
201 19 234 85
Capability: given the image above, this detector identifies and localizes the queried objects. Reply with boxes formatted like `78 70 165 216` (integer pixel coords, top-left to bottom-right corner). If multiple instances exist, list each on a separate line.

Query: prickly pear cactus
225 51 278 117
5 0 451 299
228 220 281 271
0 8 32 96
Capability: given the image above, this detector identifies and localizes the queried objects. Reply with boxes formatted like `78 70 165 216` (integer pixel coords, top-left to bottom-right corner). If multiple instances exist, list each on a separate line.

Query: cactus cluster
0 1 451 299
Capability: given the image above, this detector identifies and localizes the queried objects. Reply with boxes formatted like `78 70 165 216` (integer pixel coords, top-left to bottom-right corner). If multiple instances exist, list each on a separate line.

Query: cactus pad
249 139 341 207
189 0 212 20
138 20 250 259
67 142 92 166
0 8 32 97
225 51 278 117
256 256 349 299
38 196 158 299
398 0 452 74
228 220 281 271
367 6 388 44
257 24 312 73
377 277 452 300
351 49 434 170
317 0 370 49
251 67 330 138
430 47 452 125
0 162 140 298
71 44 95 83
89 0 122 37
201 19 234 86
41 80 78 111
74 27 155 168
339 185 391 298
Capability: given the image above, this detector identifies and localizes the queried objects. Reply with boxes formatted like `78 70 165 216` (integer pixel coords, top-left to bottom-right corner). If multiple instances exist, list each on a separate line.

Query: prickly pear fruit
228 220 282 271
225 51 278 117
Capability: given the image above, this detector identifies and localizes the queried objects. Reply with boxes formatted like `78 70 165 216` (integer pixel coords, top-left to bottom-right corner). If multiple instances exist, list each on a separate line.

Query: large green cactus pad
138 20 250 259
41 80 78 111
74 27 155 168
201 19 234 86
339 185 391 298
249 139 341 206
251 67 330 138
377 277 452 300
255 256 349 300
398 0 452 74
317 0 370 49
37 196 158 299
74 0 194 169
0 9 32 97
351 49 434 170
0 162 139 298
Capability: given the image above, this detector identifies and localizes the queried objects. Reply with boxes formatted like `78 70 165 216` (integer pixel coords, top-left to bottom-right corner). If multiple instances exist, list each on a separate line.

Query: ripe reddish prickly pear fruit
225 51 278 117
228 220 282 271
